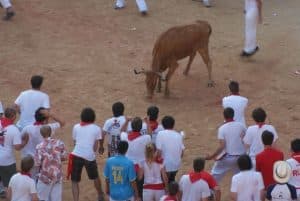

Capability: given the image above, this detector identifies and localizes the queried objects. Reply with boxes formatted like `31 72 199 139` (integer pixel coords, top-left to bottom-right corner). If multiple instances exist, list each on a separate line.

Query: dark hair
252 107 267 123
4 107 16 119
229 81 239 93
112 102 124 117
193 157 205 172
31 75 44 89
80 107 96 123
237 154 252 171
223 107 234 119
147 106 159 121
161 116 175 129
35 107 47 122
261 130 274 146
21 155 34 172
118 141 129 155
291 138 300 153
168 181 179 196
40 125 52 138
131 117 143 132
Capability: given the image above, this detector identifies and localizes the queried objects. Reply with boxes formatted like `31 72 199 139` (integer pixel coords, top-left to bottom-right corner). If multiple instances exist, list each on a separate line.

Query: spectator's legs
72 181 80 201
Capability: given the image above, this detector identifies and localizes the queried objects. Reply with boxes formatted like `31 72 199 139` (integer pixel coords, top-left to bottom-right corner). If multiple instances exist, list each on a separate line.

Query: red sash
225 118 234 123
67 153 75 179
155 156 164 164
0 117 14 128
128 132 141 141
292 153 300 163
189 171 203 183
80 122 92 126
143 183 164 190
34 121 43 126
21 171 31 177
163 195 178 201
134 164 140 173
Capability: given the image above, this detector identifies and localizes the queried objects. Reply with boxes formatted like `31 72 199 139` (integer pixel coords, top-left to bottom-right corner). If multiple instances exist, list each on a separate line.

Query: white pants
37 180 62 201
0 0 12 9
110 196 134 201
211 155 240 183
244 6 258 53
143 189 165 201
115 0 148 12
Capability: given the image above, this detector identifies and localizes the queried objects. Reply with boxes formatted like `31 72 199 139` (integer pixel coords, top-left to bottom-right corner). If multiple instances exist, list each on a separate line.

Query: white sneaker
203 0 211 7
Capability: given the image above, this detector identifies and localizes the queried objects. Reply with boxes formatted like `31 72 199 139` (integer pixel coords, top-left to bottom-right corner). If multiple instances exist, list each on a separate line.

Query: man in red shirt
256 130 284 197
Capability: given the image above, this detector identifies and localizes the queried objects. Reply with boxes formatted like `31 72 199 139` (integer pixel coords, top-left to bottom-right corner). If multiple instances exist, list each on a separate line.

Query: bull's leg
183 52 196 76
198 48 214 87
156 77 162 93
165 61 179 97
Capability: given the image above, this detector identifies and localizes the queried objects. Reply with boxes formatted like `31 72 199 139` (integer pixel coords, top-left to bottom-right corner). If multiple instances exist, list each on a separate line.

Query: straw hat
273 161 292 184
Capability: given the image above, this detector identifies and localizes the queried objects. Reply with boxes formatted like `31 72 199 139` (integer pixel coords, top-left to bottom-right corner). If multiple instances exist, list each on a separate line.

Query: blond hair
145 143 156 163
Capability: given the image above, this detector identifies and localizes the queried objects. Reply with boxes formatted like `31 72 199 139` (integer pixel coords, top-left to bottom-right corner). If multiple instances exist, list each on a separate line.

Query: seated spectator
7 156 38 201
266 161 297 201
178 158 211 201
230 154 264 201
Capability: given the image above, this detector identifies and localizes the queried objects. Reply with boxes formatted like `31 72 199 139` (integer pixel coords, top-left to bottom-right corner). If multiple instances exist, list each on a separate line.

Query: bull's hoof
207 81 215 87
183 71 188 76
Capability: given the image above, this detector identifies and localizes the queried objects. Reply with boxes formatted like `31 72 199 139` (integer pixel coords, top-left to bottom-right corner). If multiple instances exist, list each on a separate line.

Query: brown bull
135 20 214 98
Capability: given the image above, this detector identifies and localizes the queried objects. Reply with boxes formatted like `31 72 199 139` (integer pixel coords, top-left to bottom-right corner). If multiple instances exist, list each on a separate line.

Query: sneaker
240 46 259 57
114 5 125 10
140 11 148 16
3 11 15 21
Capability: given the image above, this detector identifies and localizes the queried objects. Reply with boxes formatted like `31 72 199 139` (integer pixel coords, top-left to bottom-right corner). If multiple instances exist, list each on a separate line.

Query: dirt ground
0 0 300 200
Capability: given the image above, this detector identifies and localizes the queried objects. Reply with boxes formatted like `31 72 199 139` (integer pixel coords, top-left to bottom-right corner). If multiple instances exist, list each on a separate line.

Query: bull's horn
133 68 146 75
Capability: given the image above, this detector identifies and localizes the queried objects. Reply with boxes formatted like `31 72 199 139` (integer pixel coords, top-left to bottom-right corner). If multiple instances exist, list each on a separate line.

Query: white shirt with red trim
127 122 164 143
286 157 300 196
8 173 37 201
140 160 164 185
218 121 246 155
179 175 211 201
21 122 61 158
120 132 151 164
0 124 21 166
222 95 248 126
103 116 126 144
243 124 278 157
156 130 185 172
14 89 50 129
72 123 102 161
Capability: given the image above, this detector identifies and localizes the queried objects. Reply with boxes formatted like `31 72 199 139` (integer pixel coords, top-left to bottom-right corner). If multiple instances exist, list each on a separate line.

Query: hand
126 116 132 122
22 133 29 144
98 146 105 155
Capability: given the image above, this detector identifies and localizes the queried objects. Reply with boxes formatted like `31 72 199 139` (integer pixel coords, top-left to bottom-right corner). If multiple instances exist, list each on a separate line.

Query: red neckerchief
292 153 300 163
149 120 158 131
231 92 240 95
80 122 92 126
225 118 234 123
155 155 164 164
163 195 178 201
0 117 14 128
257 122 265 128
34 121 44 126
189 171 203 183
21 171 31 177
127 131 141 141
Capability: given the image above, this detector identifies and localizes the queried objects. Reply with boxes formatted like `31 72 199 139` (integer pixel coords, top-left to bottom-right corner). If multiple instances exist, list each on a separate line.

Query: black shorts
0 163 17 187
71 155 99 182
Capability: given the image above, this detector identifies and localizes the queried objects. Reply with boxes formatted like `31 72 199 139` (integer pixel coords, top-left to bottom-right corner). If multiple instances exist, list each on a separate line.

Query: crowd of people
0 75 299 201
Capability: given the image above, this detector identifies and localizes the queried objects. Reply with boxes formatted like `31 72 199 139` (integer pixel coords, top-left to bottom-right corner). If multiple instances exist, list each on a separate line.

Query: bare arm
201 197 208 201
13 104 20 114
14 133 29 151
206 140 225 160
138 167 144 180
130 180 141 201
121 117 131 132
214 186 221 201
7 187 12 201
105 178 110 195
161 167 169 192
31 193 39 201
41 110 65 127
231 192 237 201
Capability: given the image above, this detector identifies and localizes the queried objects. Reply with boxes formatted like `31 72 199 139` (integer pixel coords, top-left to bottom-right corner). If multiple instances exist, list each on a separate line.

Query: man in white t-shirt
7 156 38 201
21 107 65 179
156 116 185 183
14 75 50 130
0 0 15 20
286 138 300 200
103 102 126 157
121 117 152 198
0 108 28 194
243 107 278 168
231 155 264 201
114 0 148 16
179 158 211 201
69 108 105 201
222 81 248 127
206 108 246 183
241 0 262 57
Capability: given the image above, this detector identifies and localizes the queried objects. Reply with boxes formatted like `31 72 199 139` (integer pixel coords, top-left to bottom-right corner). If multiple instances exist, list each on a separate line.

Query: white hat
273 161 292 184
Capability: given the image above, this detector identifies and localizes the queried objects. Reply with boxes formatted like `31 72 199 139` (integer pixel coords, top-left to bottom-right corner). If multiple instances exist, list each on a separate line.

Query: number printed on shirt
112 166 123 184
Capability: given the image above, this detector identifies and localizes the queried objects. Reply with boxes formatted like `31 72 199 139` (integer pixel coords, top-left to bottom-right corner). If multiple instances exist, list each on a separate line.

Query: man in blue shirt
104 141 141 201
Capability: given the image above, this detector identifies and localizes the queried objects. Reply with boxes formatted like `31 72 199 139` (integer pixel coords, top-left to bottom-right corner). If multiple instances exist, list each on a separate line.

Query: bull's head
134 68 164 98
